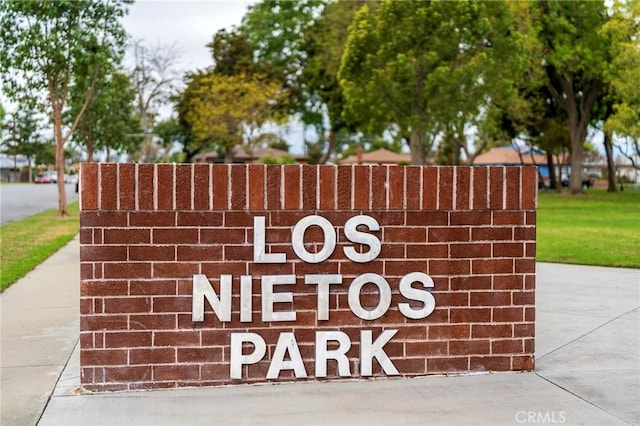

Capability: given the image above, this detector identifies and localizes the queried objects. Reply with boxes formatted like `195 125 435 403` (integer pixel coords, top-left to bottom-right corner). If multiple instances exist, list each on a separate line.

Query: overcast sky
122 0 257 71
121 0 308 153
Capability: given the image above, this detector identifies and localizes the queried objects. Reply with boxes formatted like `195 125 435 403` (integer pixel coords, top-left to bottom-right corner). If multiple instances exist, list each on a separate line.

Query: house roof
340 148 413 165
473 146 570 166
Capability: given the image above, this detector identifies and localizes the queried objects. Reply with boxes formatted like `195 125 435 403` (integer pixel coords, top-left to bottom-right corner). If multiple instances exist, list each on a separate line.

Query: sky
122 0 256 72
121 0 309 154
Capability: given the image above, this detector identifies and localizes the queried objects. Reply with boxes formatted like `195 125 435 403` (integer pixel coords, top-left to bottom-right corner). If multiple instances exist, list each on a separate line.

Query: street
0 183 79 225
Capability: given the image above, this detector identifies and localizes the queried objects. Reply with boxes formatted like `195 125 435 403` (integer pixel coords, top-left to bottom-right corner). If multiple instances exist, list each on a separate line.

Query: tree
534 1 610 193
1 105 43 182
0 0 131 215
69 65 140 162
129 40 182 162
602 0 640 174
339 1 525 165
178 72 282 162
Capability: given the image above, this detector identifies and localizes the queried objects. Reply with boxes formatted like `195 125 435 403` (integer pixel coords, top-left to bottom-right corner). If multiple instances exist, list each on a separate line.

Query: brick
153 228 198 244
81 281 128 297
516 258 536 273
156 164 175 210
130 211 176 227
406 211 448 226
153 263 199 279
81 212 127 228
472 227 513 241
248 164 265 210
404 341 447 357
428 259 470 275
118 163 136 210
266 165 281 210
100 163 118 210
505 167 520 209
406 243 448 259
472 324 512 338
302 165 317 210
370 165 386 210
154 331 200 346
493 307 524 322
450 308 492 323
427 357 468 372
212 165 229 209
230 164 247 210
177 347 224 363
450 276 492 291
81 315 128 331
177 211 223 227
104 229 151 244
353 165 370 209
81 245 127 262
493 211 524 225
104 297 151 313
174 164 192 210
129 314 177 330
449 340 490 355
130 348 176 365
472 167 488 210
438 167 454 210
318 165 336 210
283 164 301 209
104 331 152 348
428 325 470 340
422 167 437 209
337 166 352 209
512 355 535 371
450 243 491 258
455 167 470 210
470 356 511 371
105 365 153 382
492 339 524 354
80 163 99 210
388 166 404 209
384 227 426 243
103 263 151 279
177 246 223 262
129 246 175 261
137 164 155 210
489 167 504 210
472 259 514 275
470 291 511 307
493 242 524 258
522 166 537 209
153 365 200 381
130 280 177 296
428 227 470 243
193 164 211 210
81 349 127 366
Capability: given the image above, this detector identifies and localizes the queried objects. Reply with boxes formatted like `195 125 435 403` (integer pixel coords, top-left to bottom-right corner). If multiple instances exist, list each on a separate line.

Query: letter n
192 274 231 322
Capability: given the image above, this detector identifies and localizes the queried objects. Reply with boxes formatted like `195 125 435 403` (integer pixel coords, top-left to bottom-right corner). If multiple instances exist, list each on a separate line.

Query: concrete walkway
1 238 638 425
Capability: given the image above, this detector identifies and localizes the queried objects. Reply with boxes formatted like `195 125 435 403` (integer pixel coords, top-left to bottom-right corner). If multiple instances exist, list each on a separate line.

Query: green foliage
0 0 131 214
339 0 525 165
69 69 141 161
1 104 44 167
255 152 297 164
177 72 282 162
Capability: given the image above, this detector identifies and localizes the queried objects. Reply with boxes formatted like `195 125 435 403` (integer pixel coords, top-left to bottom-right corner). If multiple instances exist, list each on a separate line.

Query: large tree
339 1 524 165
534 1 610 193
1 103 44 182
0 0 131 215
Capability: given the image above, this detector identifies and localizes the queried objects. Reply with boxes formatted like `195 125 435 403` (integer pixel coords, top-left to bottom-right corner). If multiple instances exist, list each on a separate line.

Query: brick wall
79 163 537 391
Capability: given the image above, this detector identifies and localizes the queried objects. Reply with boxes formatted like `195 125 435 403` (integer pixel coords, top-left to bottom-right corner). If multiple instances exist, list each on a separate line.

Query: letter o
292 215 336 263
348 273 391 320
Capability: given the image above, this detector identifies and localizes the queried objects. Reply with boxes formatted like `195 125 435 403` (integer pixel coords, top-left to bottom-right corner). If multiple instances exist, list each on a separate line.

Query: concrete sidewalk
2 238 638 425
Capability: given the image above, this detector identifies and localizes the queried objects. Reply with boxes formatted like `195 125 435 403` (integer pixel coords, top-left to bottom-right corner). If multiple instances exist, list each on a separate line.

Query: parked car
34 171 57 184
561 174 595 189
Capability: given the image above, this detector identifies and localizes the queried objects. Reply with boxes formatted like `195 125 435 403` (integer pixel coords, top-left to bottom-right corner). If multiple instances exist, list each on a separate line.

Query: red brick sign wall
79 163 536 392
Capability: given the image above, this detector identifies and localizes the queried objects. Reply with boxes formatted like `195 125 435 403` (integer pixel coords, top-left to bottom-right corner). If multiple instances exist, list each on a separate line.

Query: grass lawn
537 187 640 268
0 202 79 292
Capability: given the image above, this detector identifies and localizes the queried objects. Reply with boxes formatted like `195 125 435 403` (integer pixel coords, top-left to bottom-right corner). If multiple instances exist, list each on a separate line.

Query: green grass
0 202 79 292
537 188 640 268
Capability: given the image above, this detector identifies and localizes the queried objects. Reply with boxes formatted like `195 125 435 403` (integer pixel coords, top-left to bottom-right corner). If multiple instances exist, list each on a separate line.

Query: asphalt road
0 183 79 225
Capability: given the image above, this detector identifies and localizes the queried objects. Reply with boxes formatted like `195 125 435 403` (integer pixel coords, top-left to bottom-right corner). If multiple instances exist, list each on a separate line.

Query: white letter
292 215 336 263
305 274 342 320
398 272 436 319
261 275 296 322
360 329 399 376
266 332 307 379
240 275 253 322
253 216 286 263
316 331 351 377
192 274 231 322
343 215 381 263
230 332 266 379
348 273 391 321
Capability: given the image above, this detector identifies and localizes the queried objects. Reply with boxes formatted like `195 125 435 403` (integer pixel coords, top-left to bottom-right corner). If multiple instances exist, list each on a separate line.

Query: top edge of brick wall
79 163 537 212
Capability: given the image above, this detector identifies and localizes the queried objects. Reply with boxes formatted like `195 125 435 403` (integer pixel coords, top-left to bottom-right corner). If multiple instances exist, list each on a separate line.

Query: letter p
230 333 266 379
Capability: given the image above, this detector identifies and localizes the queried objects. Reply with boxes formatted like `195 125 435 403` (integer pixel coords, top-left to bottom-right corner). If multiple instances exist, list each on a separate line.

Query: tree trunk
318 130 337 165
547 152 558 190
53 107 68 216
603 130 617 192
409 130 427 165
